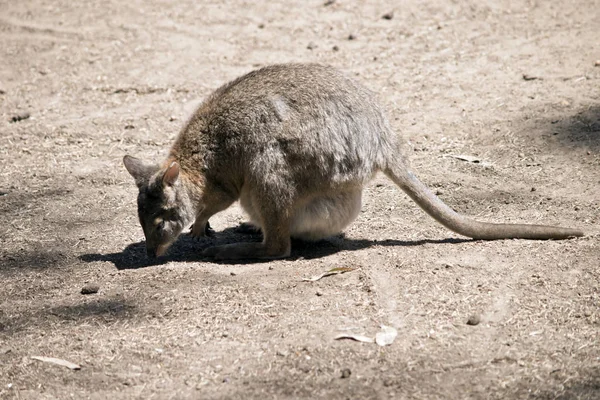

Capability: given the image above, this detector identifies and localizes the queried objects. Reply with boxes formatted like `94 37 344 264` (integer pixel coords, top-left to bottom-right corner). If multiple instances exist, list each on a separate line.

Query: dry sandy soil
1 0 599 399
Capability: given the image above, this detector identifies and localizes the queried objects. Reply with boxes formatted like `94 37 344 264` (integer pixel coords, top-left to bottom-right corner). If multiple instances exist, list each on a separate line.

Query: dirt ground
1 0 599 398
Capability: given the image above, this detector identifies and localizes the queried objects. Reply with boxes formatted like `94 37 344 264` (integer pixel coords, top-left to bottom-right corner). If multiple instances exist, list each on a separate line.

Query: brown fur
123 63 583 260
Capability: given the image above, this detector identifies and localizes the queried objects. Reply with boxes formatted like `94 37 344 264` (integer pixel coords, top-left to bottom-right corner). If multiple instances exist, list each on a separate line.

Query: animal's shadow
79 226 472 270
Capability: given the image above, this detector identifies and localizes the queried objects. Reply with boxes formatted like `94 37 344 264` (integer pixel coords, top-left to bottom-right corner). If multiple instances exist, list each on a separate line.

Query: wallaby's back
172 64 396 193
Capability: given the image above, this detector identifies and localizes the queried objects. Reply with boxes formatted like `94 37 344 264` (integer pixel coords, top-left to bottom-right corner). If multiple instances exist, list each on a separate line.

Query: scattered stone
81 284 100 295
230 272 237 276
348 33 357 40
169 116 177 121
522 74 540 81
324 0 336 5
10 112 30 123
124 124 135 129
307 42 317 50
594 60 600 67
258 23 265 29
531 187 536 192
382 11 394 20
332 45 339 51
383 378 395 387
466 314 481 326
316 291 323 296
340 368 352 379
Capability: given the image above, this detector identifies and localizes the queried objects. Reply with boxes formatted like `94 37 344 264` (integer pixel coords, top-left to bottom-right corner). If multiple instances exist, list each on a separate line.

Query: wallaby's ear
123 155 159 187
162 161 180 186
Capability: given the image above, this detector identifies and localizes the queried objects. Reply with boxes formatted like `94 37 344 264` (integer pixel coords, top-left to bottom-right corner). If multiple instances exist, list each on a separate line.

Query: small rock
124 124 135 129
81 284 100 295
383 378 395 387
324 0 336 6
299 364 311 373
276 350 288 357
522 74 539 81
531 187 536 192
332 45 339 51
316 291 323 296
466 314 481 326
594 60 600 67
169 116 177 121
230 272 237 276
258 23 265 29
340 368 351 379
382 11 394 20
307 42 317 50
348 33 357 40
222 377 230 383
10 112 30 123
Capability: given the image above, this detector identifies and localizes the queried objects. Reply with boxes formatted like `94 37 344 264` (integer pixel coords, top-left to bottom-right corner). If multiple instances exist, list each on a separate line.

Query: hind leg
203 190 292 260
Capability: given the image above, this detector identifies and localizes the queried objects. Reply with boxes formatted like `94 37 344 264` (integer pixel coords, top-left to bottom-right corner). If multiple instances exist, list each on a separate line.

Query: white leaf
375 325 398 346
334 333 375 343
448 154 492 167
31 356 81 370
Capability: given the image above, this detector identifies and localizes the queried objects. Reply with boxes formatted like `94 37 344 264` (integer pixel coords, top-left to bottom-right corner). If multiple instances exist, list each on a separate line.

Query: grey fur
123 63 583 260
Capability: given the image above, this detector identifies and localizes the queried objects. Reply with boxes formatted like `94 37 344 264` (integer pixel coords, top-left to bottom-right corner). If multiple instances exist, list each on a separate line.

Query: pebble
10 112 30 123
382 11 394 20
81 284 100 295
466 314 481 326
340 368 352 379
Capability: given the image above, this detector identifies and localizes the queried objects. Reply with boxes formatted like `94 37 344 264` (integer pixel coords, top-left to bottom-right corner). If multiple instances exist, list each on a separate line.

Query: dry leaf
334 333 375 343
448 154 492 167
375 325 398 346
31 356 81 370
302 267 356 282
449 154 481 163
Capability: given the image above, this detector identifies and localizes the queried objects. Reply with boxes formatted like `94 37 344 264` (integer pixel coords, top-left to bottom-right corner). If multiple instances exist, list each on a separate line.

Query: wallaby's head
123 155 193 258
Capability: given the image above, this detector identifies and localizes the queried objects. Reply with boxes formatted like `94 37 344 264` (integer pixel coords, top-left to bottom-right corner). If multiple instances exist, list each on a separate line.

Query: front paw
190 220 214 238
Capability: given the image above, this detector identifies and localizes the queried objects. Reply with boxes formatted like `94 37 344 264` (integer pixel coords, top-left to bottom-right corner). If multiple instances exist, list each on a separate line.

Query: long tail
384 163 584 240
